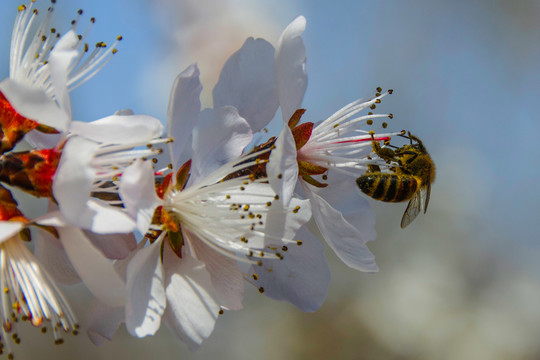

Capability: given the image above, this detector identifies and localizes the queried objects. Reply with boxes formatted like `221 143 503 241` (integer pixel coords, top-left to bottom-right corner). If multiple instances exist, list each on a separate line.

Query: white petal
34 210 69 228
0 78 70 131
250 225 329 312
83 230 137 260
0 221 23 244
48 30 78 118
264 197 312 246
58 227 127 306
38 201 136 235
34 229 81 285
120 160 162 234
167 64 202 170
112 240 147 284
192 106 253 181
53 137 136 232
318 174 377 246
162 246 220 350
268 125 298 207
83 199 137 234
188 231 244 311
125 240 165 338
275 16 307 122
213 38 278 132
318 170 377 223
303 183 378 272
53 136 97 223
69 114 164 144
87 300 124 346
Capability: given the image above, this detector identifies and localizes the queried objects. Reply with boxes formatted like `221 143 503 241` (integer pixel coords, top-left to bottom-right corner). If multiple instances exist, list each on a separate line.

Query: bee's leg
399 150 419 164
370 133 396 162
370 133 382 153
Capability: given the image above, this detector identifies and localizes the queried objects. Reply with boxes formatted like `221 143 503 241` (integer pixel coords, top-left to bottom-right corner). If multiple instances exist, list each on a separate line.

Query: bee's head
398 131 427 153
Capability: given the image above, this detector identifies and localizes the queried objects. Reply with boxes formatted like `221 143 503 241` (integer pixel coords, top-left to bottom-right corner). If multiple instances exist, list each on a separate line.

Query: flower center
0 92 59 155
0 149 61 199
291 88 398 184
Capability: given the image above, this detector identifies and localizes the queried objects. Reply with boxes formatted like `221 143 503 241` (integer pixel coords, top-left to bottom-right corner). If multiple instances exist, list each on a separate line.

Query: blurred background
1 0 540 359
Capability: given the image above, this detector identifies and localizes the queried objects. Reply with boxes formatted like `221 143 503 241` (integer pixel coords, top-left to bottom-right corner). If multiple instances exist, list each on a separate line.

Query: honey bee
356 132 435 228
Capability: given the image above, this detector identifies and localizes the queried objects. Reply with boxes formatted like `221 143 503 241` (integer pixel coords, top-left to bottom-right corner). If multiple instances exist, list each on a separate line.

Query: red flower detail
0 149 61 198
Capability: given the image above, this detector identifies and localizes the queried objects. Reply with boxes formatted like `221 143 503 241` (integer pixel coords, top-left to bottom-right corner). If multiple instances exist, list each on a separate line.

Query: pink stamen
334 136 390 144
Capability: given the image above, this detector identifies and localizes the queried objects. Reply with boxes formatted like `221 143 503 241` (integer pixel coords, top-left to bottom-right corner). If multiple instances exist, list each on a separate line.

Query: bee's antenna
408 131 414 145
397 130 408 139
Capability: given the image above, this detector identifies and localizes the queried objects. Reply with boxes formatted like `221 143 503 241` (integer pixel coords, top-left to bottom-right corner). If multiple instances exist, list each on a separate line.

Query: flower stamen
0 234 78 355
10 1 122 98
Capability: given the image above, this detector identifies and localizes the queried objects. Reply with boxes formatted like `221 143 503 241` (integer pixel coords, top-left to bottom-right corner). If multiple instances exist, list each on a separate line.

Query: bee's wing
401 191 421 229
422 181 431 214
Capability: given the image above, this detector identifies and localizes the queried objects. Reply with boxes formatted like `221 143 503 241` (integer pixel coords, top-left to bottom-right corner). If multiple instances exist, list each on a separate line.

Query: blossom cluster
0 1 398 357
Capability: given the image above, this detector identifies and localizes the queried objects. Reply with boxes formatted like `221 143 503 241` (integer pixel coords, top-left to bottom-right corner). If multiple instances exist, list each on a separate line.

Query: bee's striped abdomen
356 173 418 203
